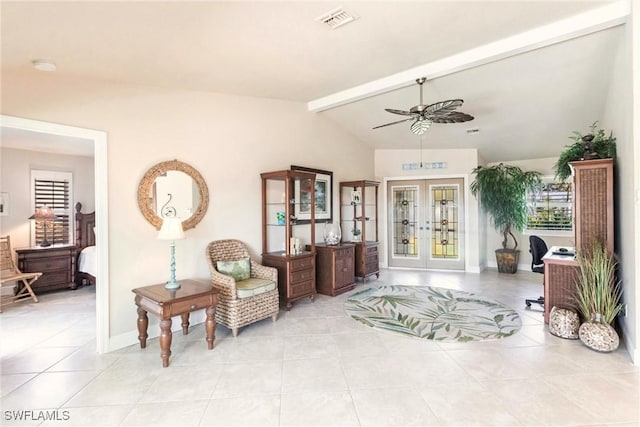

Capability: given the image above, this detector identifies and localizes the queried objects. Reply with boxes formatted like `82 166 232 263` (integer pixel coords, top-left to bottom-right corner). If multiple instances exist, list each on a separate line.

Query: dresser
16 245 77 292
263 252 315 310
356 242 379 282
314 243 355 296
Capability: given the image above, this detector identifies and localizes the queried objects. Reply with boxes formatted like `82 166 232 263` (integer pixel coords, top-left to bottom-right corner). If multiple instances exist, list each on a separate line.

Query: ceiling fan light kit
373 77 474 135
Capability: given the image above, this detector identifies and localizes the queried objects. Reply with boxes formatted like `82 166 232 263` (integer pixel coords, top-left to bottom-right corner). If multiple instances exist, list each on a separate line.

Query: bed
74 202 96 287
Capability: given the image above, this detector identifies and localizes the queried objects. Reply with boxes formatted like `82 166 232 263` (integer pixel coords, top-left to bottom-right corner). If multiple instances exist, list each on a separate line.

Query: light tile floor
1 268 638 426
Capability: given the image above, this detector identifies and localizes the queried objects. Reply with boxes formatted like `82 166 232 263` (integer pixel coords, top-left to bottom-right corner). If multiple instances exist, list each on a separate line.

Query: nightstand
16 245 77 293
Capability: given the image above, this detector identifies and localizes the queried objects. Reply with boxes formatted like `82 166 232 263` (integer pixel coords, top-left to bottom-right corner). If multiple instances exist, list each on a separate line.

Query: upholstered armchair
206 239 279 337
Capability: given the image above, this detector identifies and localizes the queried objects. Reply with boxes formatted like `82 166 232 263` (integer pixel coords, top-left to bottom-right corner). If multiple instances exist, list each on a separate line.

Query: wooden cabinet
314 243 355 296
543 158 615 324
339 180 380 282
261 170 316 310
570 158 614 253
16 245 76 293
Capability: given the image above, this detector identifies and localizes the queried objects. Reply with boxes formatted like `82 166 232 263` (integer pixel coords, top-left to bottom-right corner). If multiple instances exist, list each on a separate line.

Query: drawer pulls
190 304 197 310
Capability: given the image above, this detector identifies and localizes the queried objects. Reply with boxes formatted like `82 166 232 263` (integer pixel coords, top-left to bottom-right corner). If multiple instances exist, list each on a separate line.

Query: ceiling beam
308 0 630 112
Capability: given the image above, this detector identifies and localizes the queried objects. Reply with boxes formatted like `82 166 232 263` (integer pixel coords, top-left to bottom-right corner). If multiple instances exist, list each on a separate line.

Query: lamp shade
157 217 185 240
29 205 58 220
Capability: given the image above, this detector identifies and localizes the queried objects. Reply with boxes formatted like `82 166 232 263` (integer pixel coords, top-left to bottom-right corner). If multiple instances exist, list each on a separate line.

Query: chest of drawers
355 242 379 282
263 251 316 310
16 245 77 293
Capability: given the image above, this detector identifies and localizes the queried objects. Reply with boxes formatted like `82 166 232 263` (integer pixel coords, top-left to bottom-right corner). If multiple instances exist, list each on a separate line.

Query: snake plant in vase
471 163 541 273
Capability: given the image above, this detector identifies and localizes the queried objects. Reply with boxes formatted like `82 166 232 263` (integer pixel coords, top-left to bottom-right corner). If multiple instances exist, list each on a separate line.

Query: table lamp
29 206 58 247
157 217 185 289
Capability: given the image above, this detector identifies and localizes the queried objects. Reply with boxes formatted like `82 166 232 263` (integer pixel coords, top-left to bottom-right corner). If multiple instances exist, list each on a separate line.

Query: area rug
344 285 521 342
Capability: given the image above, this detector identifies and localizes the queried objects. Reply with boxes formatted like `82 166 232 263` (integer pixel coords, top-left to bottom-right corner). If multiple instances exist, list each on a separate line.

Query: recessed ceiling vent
316 7 358 29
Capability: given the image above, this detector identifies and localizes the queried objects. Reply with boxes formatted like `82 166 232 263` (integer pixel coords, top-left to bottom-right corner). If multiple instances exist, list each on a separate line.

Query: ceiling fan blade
431 111 475 123
410 119 431 135
372 117 413 130
424 99 464 115
385 108 414 116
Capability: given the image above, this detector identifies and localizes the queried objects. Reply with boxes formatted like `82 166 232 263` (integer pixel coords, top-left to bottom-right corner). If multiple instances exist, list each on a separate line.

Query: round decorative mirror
137 159 209 231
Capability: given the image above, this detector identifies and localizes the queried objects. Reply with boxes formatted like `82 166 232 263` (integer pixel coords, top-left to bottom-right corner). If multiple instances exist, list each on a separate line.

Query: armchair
206 239 279 337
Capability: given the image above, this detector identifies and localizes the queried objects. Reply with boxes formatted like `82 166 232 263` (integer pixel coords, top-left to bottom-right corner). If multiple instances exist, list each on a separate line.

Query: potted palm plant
553 122 616 181
471 163 541 273
574 241 623 352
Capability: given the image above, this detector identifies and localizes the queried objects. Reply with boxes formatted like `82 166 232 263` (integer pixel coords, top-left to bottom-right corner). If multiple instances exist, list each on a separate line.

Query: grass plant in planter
574 241 623 352
471 163 541 273
553 122 617 181
575 241 623 325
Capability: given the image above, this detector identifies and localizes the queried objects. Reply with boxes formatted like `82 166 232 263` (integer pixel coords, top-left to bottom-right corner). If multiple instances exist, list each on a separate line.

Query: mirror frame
137 159 209 231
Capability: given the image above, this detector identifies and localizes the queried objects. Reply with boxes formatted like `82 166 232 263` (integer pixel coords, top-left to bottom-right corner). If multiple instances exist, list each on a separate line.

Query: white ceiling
0 1 629 162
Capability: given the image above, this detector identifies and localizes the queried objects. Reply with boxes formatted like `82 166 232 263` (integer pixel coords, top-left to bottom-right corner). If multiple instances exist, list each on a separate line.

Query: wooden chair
1 236 42 312
206 239 279 337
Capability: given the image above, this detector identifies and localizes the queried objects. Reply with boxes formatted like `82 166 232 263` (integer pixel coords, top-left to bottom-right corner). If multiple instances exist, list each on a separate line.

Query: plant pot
495 249 519 274
578 313 619 352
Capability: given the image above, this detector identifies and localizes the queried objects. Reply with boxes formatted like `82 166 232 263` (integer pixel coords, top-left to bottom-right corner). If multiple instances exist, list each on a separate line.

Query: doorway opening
0 115 109 353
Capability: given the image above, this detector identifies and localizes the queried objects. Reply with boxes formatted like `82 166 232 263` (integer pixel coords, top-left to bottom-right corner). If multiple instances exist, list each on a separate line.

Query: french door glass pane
392 186 419 257
431 185 458 259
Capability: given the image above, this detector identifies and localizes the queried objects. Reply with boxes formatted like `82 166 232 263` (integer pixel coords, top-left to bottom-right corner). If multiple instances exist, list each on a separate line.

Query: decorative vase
578 313 619 352
548 306 579 339
323 222 341 245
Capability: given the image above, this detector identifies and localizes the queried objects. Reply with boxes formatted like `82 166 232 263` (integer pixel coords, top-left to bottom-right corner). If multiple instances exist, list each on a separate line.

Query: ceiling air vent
316 7 358 29
466 128 480 134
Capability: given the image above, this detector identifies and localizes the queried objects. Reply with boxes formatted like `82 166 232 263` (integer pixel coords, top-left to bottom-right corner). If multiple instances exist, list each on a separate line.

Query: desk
132 279 219 367
543 246 580 323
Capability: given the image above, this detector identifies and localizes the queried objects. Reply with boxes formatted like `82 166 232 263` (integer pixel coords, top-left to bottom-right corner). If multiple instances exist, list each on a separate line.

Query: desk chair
1 236 42 312
525 235 547 308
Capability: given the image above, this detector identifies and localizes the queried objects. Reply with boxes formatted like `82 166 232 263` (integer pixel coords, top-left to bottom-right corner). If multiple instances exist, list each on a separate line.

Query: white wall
1 71 374 347
602 11 637 363
0 147 95 248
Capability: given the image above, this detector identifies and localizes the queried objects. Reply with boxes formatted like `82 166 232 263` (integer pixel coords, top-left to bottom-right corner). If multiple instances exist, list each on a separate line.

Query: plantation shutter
31 171 73 246
526 181 573 233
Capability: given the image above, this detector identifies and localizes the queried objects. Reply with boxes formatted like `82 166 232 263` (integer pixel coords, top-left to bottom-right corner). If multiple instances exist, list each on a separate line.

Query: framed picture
0 192 8 216
291 165 333 223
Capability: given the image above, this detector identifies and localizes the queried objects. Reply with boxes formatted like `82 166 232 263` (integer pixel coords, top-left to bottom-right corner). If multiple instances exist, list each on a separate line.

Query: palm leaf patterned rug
344 285 521 342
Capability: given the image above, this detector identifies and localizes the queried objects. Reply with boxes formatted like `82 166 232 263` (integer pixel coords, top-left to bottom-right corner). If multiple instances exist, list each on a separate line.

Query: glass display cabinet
261 170 316 309
339 180 380 282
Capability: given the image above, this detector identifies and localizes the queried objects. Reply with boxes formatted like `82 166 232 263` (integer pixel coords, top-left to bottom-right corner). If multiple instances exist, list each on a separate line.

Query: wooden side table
132 279 219 367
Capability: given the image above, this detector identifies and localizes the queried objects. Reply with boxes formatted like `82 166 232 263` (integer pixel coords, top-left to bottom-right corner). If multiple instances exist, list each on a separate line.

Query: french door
388 178 465 270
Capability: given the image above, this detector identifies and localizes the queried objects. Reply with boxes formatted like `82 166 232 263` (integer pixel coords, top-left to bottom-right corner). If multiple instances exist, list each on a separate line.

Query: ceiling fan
373 77 474 135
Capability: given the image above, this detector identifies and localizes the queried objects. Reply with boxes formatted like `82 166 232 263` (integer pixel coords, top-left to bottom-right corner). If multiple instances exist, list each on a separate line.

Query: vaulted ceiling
0 1 629 162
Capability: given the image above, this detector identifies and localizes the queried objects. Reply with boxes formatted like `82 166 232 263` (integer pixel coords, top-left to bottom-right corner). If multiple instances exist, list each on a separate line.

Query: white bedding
78 245 97 277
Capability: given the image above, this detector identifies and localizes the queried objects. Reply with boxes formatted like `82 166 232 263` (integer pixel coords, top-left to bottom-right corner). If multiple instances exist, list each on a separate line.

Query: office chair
525 235 547 308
